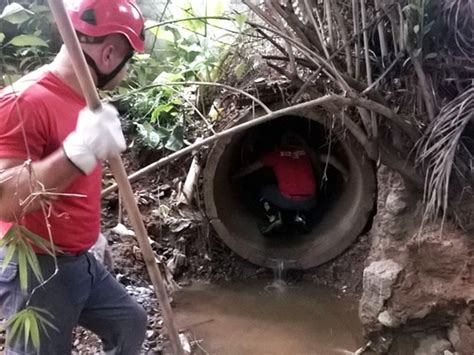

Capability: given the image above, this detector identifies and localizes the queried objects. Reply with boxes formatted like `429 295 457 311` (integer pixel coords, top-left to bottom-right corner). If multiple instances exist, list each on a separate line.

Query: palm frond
416 87 474 223
443 0 474 61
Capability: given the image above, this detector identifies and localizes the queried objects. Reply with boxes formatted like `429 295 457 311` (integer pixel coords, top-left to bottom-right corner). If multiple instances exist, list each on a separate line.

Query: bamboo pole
46 1 183 354
331 1 354 77
352 0 361 80
374 0 388 63
360 0 372 85
324 0 334 50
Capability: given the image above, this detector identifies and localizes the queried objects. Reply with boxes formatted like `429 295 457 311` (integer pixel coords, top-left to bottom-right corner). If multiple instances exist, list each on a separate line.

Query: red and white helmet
67 0 145 53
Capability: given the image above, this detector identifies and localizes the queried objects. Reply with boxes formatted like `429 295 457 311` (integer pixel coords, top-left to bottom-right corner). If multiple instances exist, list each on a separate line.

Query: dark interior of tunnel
228 116 348 244
204 109 376 268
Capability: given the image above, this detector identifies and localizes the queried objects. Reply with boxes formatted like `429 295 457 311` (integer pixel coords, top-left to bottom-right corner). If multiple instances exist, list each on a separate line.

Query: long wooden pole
46 1 183 354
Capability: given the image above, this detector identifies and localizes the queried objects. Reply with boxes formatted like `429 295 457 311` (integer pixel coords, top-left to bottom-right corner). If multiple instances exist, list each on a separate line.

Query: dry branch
102 92 415 197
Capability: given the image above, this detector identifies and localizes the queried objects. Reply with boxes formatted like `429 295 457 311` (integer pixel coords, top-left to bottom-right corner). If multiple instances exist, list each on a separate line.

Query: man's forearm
0 149 82 221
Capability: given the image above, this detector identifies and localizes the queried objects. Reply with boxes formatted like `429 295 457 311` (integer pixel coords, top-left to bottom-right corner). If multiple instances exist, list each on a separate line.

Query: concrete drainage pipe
203 106 376 269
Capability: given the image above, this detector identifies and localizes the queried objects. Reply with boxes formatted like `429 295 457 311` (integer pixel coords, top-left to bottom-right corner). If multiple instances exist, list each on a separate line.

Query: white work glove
63 103 126 175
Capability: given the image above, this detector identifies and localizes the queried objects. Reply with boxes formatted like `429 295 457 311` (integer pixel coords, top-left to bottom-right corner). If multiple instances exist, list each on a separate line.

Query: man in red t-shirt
0 1 147 353
236 131 347 235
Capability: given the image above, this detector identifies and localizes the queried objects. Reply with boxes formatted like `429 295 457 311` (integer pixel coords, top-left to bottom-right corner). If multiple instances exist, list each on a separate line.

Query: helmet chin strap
83 51 133 89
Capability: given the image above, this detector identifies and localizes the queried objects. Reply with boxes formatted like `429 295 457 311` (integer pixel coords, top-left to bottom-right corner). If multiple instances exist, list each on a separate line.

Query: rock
448 306 474 355
146 330 156 339
151 344 163 354
377 310 398 328
178 279 191 287
414 335 452 355
359 259 403 327
385 190 407 215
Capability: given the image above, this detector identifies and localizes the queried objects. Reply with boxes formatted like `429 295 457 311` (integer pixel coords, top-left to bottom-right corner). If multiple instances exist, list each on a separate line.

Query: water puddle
174 280 363 355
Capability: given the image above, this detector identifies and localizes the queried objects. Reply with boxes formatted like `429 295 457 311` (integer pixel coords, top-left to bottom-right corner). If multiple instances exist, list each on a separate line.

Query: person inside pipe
0 0 148 354
235 131 348 235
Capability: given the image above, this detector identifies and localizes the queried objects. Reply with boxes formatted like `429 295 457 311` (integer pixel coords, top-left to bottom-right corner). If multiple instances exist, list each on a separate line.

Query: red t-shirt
0 70 101 253
261 148 316 199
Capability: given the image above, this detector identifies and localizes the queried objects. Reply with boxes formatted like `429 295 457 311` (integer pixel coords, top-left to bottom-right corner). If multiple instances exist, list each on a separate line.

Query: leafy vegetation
115 1 251 152
0 2 57 86
2 306 58 350
0 224 58 291
239 0 473 227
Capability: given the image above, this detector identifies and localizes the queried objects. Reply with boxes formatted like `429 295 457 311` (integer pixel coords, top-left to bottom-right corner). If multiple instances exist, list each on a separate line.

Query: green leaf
24 316 31 348
6 312 24 345
152 71 184 85
19 225 57 256
234 13 247 28
0 32 5 44
0 3 33 25
1 244 17 272
234 62 247 79
165 125 184 151
151 102 175 123
29 315 40 349
1 63 20 73
33 308 58 332
4 307 55 350
135 122 169 149
29 5 50 14
0 225 18 248
7 35 48 47
144 21 175 42
24 244 43 284
17 247 28 292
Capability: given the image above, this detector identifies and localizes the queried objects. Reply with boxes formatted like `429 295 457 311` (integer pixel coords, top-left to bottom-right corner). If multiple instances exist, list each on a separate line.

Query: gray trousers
0 249 147 355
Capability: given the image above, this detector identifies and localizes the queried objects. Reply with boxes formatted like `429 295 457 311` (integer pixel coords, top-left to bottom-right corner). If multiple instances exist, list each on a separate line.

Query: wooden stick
360 0 372 85
331 0 353 77
101 93 416 197
324 0 334 50
177 154 201 205
178 139 202 205
374 0 388 63
352 0 361 80
46 1 183 354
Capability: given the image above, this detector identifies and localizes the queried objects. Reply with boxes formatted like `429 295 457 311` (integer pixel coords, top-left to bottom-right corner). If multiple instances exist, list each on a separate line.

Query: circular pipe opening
204 107 376 269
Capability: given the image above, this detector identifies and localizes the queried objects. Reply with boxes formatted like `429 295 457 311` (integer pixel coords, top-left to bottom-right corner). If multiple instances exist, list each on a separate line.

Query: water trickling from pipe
265 259 288 293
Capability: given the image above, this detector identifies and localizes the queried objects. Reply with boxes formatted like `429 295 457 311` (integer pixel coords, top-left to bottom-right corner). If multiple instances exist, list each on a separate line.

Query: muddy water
174 280 363 355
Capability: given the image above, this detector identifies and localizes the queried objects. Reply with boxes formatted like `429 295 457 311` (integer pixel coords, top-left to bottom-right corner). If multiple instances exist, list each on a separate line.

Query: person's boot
294 212 309 233
260 200 282 235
